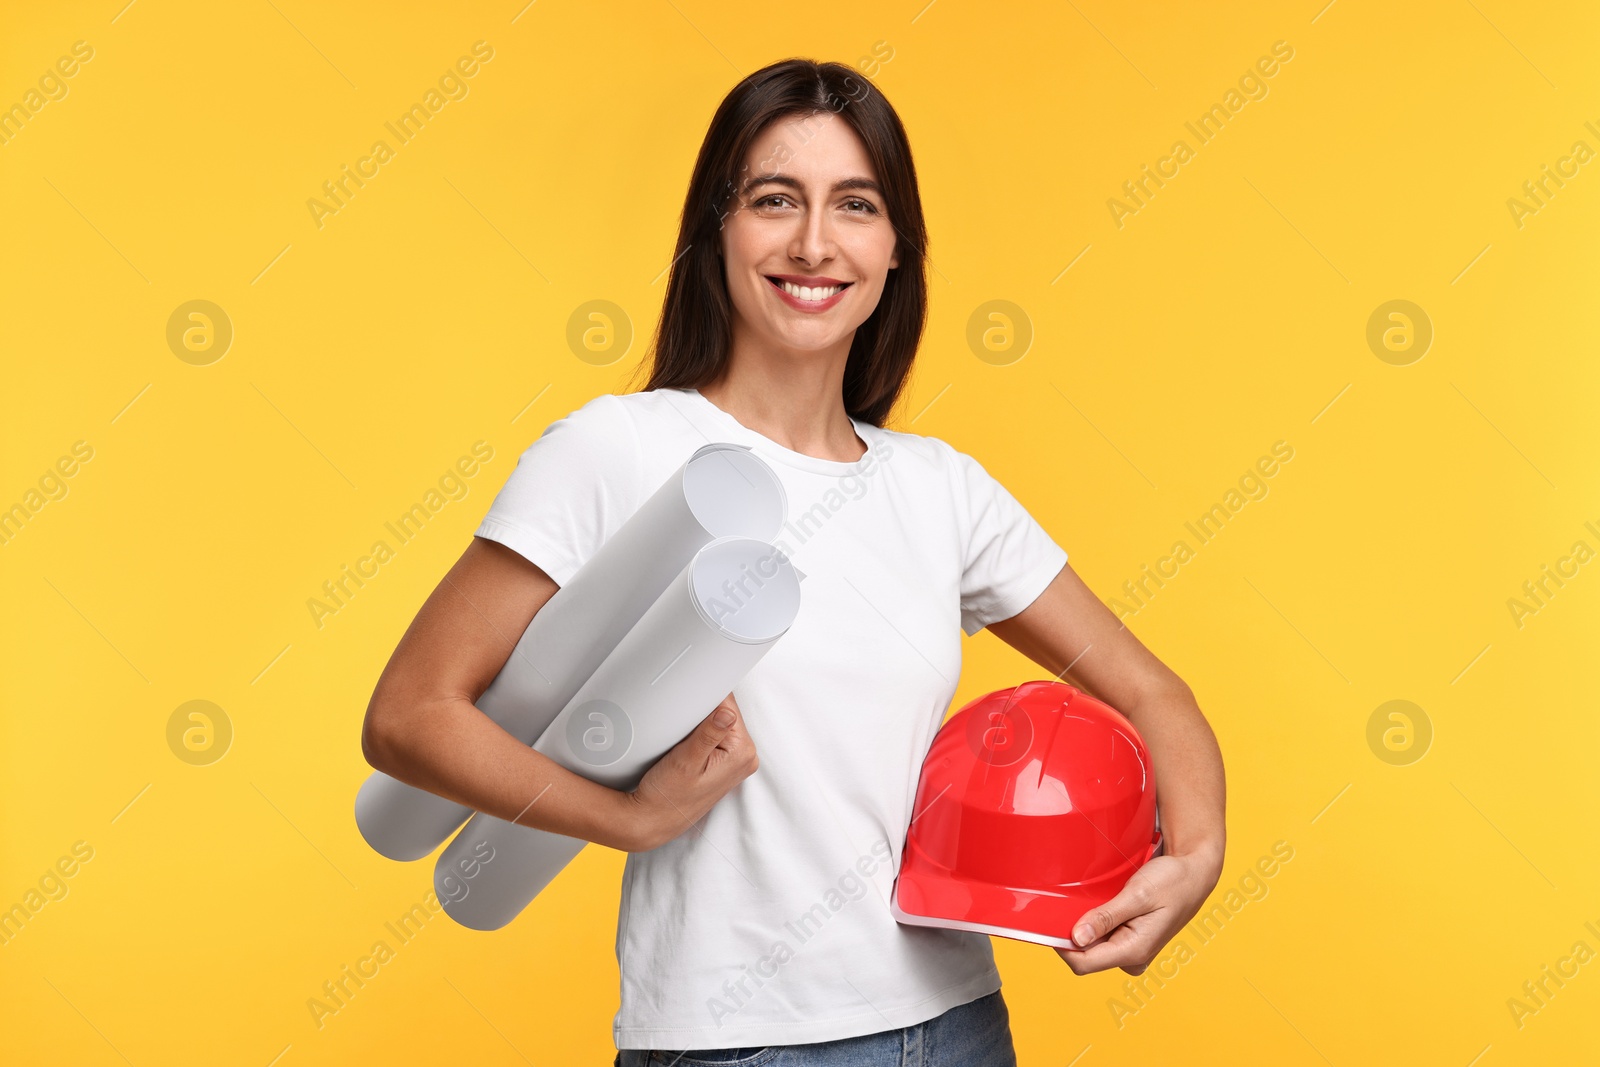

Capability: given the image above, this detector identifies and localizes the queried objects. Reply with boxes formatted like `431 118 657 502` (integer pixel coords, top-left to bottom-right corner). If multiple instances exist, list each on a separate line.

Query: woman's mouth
766 276 852 312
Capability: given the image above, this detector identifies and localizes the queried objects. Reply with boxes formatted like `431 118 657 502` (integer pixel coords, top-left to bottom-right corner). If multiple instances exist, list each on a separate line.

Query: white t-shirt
473 386 1069 1050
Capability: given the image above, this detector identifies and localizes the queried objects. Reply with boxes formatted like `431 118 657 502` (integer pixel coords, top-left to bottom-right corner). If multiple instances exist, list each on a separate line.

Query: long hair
630 58 928 429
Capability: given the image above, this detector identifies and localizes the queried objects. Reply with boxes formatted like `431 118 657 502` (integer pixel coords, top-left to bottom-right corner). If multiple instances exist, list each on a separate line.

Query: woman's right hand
625 693 758 852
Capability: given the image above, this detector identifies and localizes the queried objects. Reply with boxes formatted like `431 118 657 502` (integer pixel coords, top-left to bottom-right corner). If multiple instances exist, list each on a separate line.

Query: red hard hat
890 680 1162 949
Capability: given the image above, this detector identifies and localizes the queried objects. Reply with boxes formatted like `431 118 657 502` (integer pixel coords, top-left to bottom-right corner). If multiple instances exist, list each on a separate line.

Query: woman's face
719 113 900 359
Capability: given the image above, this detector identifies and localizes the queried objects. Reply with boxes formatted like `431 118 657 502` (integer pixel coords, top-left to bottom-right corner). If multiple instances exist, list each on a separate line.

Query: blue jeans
613 989 1017 1066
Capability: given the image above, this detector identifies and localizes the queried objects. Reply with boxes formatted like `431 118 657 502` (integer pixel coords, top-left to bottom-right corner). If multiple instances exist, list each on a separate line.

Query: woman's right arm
360 535 758 854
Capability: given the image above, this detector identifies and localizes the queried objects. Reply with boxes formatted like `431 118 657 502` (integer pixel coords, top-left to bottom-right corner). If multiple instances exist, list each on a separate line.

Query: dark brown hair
629 58 928 428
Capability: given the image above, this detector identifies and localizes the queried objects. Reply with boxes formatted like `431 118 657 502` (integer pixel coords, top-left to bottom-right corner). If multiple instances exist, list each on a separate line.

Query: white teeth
778 280 842 301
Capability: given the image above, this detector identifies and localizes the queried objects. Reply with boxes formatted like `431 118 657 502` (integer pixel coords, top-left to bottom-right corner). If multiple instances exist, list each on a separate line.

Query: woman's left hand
1053 849 1222 976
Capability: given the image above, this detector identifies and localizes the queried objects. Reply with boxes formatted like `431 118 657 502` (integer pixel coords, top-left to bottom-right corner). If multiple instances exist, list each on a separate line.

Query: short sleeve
949 444 1069 636
472 392 642 586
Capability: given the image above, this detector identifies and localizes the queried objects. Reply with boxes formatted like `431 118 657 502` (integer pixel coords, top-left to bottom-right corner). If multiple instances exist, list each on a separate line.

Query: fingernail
714 709 735 726
1073 925 1095 946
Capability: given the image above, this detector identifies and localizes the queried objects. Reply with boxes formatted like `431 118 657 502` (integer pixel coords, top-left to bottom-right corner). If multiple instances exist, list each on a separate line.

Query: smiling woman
361 54 1221 1067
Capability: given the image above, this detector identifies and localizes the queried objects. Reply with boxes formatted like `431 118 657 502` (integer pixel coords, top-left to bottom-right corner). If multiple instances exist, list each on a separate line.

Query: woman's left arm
986 560 1226 977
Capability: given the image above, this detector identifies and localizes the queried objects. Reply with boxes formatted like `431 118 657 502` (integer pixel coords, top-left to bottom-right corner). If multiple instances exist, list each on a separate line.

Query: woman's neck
698 361 866 463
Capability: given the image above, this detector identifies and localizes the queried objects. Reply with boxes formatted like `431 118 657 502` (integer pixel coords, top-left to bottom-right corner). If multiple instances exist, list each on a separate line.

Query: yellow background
3 1 1597 1064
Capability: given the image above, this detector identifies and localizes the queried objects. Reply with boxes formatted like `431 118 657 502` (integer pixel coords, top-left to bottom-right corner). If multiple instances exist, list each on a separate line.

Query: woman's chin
770 328 853 354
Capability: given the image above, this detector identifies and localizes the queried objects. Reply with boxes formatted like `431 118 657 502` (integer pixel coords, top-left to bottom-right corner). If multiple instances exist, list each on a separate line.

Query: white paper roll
435 535 802 931
355 443 788 862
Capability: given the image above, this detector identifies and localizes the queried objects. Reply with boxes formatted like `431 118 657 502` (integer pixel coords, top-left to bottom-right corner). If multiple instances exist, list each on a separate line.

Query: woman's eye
752 194 878 214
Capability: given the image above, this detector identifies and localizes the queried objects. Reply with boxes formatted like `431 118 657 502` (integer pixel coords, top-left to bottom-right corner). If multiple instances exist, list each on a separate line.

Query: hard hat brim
889 830 1162 949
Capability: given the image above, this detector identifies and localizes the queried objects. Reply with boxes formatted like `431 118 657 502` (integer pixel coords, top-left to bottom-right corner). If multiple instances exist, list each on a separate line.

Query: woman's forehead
741 117 876 184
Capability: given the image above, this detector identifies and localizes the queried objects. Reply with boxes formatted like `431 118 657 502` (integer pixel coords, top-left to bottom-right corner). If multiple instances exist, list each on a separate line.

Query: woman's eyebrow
741 174 883 196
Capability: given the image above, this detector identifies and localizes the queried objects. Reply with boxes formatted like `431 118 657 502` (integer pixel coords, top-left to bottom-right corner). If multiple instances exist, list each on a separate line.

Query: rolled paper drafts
435 534 802 930
354 442 790 862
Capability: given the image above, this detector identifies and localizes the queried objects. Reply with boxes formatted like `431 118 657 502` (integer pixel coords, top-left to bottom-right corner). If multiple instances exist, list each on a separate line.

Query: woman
362 58 1225 1066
